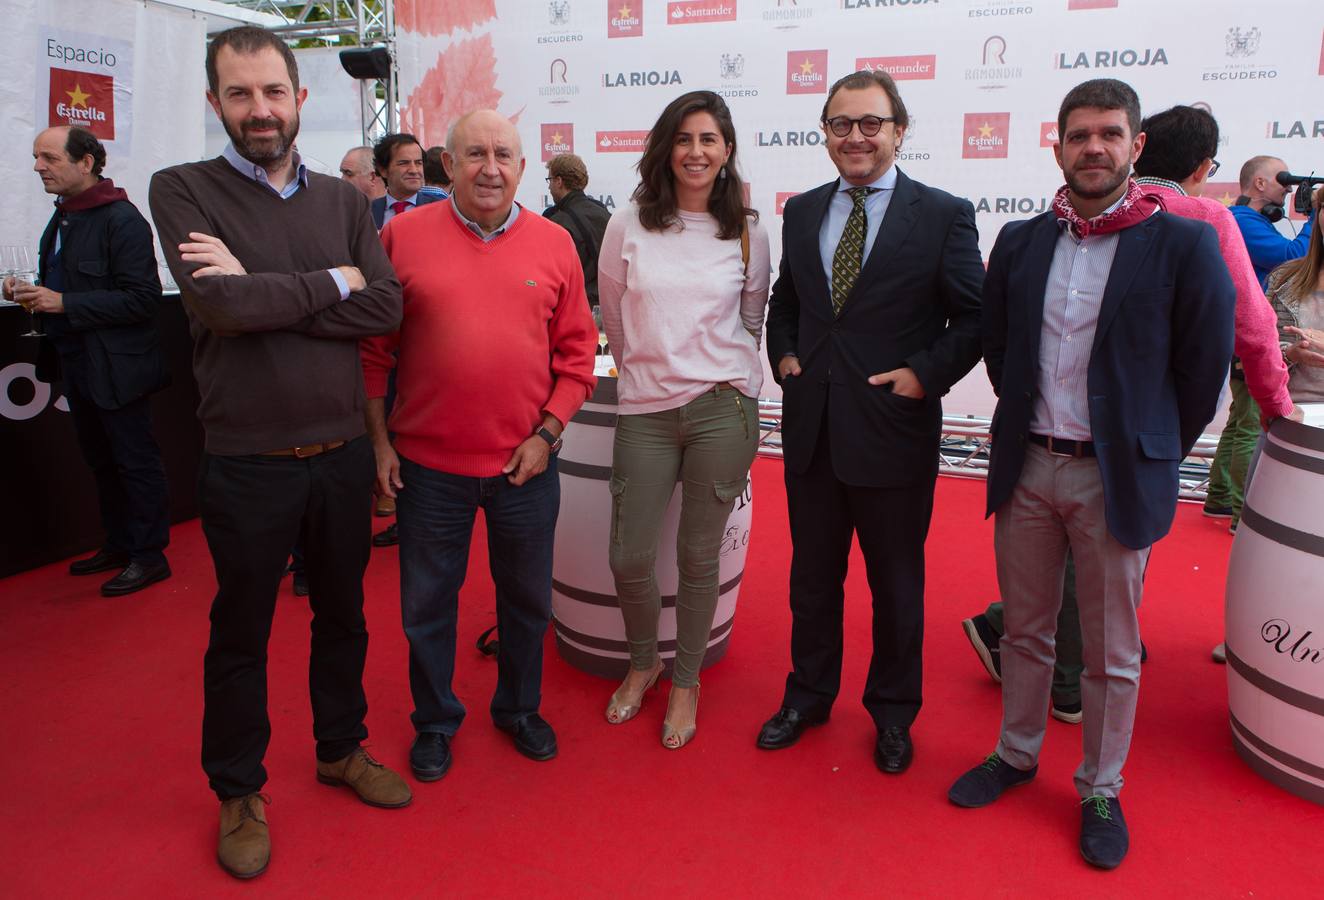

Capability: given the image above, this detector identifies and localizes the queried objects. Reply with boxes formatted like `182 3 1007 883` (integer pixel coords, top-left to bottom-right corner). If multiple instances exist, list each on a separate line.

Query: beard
1065 158 1131 200
225 113 299 166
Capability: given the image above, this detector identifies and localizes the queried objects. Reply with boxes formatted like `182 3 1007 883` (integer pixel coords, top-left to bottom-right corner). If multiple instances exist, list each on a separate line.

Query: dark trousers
199 437 373 800
63 365 169 567
782 412 933 730
397 454 559 735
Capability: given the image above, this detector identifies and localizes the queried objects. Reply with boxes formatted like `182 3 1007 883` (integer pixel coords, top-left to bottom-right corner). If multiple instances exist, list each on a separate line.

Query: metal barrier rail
755 400 1215 502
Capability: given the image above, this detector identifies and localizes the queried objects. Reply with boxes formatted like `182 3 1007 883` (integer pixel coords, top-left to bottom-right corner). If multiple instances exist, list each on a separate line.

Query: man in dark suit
6 126 171 596
946 79 1235 871
757 71 985 773
369 133 443 231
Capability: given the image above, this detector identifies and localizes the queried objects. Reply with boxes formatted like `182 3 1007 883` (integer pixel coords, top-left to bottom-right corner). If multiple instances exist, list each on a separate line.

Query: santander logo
667 1 737 24
597 130 651 152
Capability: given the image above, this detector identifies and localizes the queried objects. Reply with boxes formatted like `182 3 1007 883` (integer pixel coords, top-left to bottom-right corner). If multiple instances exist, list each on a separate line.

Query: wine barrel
1225 403 1324 805
551 372 752 679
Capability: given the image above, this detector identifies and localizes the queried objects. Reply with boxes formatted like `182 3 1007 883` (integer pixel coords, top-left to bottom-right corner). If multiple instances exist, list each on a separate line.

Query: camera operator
1230 156 1314 288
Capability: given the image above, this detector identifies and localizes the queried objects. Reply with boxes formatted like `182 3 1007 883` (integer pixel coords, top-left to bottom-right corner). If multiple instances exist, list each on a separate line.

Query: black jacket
36 182 168 410
543 190 611 306
766 169 985 487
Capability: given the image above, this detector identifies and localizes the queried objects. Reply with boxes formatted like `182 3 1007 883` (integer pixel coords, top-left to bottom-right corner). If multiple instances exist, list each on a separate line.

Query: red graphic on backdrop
609 2 644 38
775 192 800 215
667 1 736 25
400 35 504 149
541 124 574 162
1206 182 1243 209
395 0 496 36
1319 30 1323 75
597 130 650 152
1067 0 1117 8
856 55 936 81
963 113 1010 159
787 51 828 95
49 69 114 140
1040 121 1059 147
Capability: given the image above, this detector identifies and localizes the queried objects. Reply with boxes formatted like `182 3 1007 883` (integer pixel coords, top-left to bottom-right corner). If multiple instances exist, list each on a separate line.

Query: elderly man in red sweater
361 110 597 780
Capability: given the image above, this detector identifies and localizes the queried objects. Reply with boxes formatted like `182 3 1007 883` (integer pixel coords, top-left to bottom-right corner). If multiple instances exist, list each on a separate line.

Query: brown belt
711 381 735 392
260 440 347 459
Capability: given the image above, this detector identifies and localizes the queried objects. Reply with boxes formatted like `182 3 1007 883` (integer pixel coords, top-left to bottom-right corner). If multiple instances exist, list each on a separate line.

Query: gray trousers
608 387 759 688
993 444 1149 798
983 552 1082 707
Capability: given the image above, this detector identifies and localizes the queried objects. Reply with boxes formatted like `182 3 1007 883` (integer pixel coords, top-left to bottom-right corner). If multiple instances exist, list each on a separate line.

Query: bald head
339 145 384 199
1240 155 1290 209
443 110 526 233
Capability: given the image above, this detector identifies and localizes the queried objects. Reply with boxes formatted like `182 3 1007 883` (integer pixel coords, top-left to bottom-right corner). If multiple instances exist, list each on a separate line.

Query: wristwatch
536 426 563 454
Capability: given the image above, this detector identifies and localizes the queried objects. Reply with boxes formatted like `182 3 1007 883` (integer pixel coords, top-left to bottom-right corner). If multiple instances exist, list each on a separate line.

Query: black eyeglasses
824 115 896 138
1207 159 1221 178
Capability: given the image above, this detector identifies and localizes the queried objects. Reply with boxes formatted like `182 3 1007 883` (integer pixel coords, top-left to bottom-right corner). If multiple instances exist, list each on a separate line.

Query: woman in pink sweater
598 91 770 749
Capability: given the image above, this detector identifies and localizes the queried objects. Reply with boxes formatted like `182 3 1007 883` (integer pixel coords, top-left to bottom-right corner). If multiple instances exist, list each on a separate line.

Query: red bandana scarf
1051 178 1159 239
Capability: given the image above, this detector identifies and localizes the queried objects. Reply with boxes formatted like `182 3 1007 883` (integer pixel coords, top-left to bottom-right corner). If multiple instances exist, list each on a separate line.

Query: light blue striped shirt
1029 195 1126 440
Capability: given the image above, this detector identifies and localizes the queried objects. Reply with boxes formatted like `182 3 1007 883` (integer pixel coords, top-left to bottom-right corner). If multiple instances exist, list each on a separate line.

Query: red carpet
1 459 1318 897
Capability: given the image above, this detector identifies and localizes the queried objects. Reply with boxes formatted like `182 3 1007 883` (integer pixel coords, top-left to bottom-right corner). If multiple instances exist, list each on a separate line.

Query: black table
0 296 204 578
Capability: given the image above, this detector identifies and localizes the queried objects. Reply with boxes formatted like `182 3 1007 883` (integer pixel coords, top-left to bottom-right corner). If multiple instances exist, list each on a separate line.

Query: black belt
1029 433 1095 457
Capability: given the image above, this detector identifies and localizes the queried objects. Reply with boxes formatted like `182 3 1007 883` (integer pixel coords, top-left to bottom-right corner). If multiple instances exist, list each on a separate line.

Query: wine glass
0 246 16 306
12 246 43 338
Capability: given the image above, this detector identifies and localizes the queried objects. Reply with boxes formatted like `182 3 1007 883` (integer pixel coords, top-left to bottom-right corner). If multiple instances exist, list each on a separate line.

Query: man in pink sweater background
361 110 597 781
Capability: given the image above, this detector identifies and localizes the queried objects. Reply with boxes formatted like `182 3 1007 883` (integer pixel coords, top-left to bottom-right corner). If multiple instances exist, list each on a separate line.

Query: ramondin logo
964 35 1022 89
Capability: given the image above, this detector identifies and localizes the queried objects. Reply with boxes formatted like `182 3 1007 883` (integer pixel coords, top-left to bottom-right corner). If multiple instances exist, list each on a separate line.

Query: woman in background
598 90 770 749
1269 187 1324 402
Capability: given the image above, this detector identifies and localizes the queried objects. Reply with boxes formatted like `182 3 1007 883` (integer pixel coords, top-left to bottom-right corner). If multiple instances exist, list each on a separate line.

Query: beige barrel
552 374 752 679
1225 403 1324 805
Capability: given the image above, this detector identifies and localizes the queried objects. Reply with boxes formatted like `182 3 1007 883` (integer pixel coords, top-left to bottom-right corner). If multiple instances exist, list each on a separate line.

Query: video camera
1275 171 1324 216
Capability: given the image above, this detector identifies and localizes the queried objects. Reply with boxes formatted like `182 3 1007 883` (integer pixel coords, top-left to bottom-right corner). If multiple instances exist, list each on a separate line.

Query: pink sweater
1150 184 1292 419
360 201 597 476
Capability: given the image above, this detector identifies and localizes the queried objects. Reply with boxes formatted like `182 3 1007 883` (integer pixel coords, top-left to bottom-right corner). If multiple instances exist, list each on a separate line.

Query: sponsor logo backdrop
0 0 207 250
395 0 1324 263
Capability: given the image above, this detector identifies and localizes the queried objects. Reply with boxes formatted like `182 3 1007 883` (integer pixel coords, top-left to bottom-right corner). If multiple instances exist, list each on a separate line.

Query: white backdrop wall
0 0 209 252
394 0 1324 412
394 0 1324 256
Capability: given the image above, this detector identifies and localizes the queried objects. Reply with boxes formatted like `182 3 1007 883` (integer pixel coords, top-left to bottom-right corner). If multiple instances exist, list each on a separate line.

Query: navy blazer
35 198 168 410
982 210 1236 549
766 169 984 488
370 191 443 230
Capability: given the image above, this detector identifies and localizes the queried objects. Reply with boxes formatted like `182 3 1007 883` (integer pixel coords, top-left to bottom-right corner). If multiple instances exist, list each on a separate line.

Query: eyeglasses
824 115 896 138
1207 159 1221 178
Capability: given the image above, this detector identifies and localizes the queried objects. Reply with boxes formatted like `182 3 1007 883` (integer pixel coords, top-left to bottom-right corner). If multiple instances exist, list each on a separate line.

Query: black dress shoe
372 523 399 547
1079 795 1129 869
948 753 1037 808
498 713 557 761
756 706 829 750
874 726 914 774
69 549 130 576
410 733 452 782
100 561 172 597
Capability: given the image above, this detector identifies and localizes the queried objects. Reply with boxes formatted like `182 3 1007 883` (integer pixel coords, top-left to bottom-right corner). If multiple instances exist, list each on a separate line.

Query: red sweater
361 201 597 477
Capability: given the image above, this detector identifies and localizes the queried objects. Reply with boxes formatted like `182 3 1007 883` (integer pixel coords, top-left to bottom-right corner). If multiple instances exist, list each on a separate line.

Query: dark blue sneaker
1079 795 1129 869
948 753 1037 808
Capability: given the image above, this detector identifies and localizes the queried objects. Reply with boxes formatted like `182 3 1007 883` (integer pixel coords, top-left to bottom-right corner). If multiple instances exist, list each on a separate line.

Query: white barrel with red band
1225 403 1324 805
551 373 752 679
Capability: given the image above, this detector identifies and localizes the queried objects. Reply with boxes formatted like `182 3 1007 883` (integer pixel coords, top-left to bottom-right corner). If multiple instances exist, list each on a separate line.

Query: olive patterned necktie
831 187 876 316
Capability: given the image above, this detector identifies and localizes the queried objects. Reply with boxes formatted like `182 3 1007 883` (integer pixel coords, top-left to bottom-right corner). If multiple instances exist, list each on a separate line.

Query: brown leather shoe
316 748 412 808
375 495 396 516
217 793 270 879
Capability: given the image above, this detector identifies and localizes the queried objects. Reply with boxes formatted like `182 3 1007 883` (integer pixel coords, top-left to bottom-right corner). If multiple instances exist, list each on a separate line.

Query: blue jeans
397 454 560 735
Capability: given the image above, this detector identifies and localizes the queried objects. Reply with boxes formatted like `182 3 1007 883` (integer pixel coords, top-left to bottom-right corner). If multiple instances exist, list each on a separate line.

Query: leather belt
1029 433 1095 457
711 381 735 392
260 440 347 459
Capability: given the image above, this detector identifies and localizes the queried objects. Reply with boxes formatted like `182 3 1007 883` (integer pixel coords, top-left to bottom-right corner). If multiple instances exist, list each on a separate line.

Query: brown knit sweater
149 157 402 455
